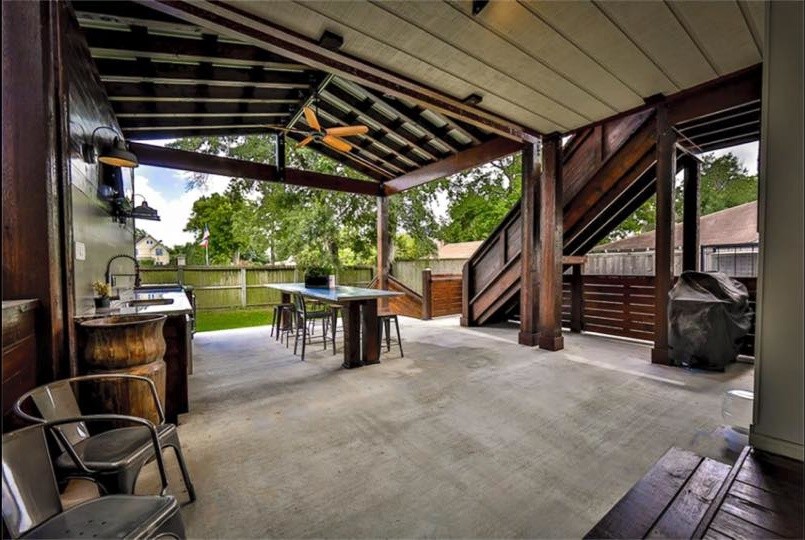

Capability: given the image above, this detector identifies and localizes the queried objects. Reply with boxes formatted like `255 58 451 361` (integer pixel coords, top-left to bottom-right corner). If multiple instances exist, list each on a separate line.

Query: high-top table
265 284 402 368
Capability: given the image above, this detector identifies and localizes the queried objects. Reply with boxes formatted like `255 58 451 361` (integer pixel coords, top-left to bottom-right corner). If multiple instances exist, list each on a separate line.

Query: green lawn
195 308 273 333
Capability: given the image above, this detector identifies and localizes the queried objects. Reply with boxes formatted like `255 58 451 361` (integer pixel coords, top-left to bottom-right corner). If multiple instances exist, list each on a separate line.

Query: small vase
94 296 111 309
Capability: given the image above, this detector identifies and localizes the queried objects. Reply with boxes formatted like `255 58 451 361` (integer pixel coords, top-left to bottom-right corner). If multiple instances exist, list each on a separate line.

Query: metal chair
2 417 186 539
378 312 404 357
292 294 331 361
328 304 342 355
14 374 196 503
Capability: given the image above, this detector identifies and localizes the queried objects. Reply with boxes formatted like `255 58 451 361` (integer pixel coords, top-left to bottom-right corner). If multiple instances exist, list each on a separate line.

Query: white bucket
722 389 754 435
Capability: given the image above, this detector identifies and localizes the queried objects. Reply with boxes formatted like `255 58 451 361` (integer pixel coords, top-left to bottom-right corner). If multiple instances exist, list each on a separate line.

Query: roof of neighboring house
437 240 484 259
593 201 758 252
136 233 166 248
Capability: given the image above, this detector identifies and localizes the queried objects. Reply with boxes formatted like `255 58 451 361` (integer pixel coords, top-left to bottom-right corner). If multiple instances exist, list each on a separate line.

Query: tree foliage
169 135 440 267
602 152 757 243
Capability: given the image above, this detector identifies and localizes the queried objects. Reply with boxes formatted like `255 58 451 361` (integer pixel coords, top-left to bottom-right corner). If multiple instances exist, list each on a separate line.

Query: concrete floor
152 316 754 538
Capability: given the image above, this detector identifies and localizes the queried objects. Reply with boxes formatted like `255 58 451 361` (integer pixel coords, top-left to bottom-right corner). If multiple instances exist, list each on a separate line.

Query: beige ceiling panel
451 1 643 111
594 1 718 89
377 1 622 119
738 0 765 53
229 0 570 132
668 1 761 75
295 1 588 129
523 1 678 97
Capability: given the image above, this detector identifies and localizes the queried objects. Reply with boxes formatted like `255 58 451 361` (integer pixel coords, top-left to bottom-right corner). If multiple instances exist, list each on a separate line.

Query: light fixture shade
98 138 138 168
129 200 160 221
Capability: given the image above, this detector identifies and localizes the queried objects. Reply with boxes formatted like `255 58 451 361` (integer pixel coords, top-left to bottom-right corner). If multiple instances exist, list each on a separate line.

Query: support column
570 263 584 333
538 133 564 351
376 195 390 312
275 132 286 181
518 142 540 346
682 156 700 272
652 104 677 364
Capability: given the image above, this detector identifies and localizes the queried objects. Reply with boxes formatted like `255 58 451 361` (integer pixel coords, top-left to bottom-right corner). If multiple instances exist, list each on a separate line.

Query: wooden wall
62 7 134 314
2 2 70 381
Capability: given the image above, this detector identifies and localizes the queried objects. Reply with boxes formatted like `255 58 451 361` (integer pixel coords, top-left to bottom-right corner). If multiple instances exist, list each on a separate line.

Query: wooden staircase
585 446 804 539
463 108 673 326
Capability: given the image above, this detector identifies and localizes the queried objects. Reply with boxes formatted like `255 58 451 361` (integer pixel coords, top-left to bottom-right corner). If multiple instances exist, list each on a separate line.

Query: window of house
155 248 163 256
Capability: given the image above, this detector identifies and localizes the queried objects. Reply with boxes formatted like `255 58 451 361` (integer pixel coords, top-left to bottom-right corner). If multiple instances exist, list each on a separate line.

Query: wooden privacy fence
140 265 374 310
561 275 757 356
370 270 464 320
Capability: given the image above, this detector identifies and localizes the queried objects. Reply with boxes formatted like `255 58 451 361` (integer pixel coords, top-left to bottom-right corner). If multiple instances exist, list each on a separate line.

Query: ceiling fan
268 102 369 153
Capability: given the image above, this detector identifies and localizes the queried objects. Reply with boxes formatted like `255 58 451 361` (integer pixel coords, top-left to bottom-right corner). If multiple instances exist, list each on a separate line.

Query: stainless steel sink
126 298 174 307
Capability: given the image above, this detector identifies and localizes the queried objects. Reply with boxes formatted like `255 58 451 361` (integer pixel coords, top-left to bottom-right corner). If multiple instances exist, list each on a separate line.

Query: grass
195 307 273 333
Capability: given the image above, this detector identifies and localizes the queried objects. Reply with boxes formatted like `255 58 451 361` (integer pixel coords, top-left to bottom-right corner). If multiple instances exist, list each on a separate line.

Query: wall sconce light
82 126 139 168
128 194 161 222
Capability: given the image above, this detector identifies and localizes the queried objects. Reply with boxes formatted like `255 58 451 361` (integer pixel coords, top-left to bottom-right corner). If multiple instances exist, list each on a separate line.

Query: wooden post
570 264 584 333
538 133 564 351
422 268 432 320
682 156 700 272
460 261 473 326
240 267 247 307
376 195 390 312
518 142 540 346
652 104 676 365
275 132 285 180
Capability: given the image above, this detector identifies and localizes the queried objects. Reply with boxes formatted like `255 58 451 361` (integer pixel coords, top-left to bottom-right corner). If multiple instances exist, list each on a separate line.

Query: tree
170 135 441 268
601 152 757 243
438 154 521 243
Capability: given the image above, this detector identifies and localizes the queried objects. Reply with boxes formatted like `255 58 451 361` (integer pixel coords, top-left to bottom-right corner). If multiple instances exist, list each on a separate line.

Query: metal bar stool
270 302 295 346
292 294 331 361
378 312 404 357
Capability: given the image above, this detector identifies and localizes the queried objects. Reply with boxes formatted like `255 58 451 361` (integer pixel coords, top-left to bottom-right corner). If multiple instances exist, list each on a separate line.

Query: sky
134 140 759 249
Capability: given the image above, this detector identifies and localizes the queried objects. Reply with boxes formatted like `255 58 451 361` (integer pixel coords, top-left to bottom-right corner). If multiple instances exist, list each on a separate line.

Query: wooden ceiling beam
82 27 306 70
136 0 540 143
95 58 311 89
111 100 291 116
102 82 297 102
384 137 523 194
129 142 383 196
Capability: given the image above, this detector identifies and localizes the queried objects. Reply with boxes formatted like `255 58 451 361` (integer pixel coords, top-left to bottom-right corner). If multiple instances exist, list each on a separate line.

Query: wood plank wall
561 275 757 356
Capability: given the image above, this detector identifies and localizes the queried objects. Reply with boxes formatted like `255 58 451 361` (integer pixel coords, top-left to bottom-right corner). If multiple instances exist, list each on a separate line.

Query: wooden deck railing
372 270 463 320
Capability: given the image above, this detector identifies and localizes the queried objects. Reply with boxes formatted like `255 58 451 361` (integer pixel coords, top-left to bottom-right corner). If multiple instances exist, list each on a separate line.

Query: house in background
135 233 170 266
587 201 759 276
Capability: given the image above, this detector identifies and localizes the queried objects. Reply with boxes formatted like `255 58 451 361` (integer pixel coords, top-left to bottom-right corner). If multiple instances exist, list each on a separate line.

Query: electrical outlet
75 241 86 261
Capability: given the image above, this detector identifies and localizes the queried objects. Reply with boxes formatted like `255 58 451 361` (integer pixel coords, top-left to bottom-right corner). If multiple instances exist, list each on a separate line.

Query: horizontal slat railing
562 275 757 356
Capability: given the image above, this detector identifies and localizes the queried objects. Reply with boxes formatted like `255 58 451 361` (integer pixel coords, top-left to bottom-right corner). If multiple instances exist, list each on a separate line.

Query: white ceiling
215 0 764 135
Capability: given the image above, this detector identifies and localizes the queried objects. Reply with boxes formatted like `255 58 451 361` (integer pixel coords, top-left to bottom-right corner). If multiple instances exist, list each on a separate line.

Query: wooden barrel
78 314 168 423
84 360 166 425
79 314 167 369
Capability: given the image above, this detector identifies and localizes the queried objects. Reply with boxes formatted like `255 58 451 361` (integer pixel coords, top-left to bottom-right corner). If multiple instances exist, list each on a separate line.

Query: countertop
75 289 193 320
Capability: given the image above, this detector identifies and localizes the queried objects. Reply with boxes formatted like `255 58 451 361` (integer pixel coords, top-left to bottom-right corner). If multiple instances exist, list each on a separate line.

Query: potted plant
303 265 333 288
92 280 112 308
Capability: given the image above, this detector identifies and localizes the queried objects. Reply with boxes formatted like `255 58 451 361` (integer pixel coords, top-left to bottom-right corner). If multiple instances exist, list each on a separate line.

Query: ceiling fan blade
326 125 369 137
297 135 314 148
322 135 352 153
303 106 321 132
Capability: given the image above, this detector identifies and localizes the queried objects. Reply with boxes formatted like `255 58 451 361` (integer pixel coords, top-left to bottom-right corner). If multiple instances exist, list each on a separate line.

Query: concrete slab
145 316 754 538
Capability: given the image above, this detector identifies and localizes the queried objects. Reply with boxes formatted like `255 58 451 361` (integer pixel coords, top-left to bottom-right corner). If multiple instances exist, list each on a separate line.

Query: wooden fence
391 259 467 295
561 275 757 356
140 265 374 310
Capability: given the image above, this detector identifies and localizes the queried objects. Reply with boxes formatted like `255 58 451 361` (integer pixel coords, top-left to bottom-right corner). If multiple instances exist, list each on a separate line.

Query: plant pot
94 296 111 308
79 314 167 369
304 275 329 288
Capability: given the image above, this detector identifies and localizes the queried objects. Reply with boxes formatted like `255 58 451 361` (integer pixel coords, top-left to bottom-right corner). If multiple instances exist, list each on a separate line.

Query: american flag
199 226 210 248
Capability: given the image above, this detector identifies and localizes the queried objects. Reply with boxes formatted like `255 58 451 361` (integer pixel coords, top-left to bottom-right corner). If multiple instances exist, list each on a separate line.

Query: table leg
361 299 380 365
341 301 363 369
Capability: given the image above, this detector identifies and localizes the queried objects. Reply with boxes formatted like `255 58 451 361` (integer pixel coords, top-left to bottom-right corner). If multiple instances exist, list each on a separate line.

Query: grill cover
668 271 753 370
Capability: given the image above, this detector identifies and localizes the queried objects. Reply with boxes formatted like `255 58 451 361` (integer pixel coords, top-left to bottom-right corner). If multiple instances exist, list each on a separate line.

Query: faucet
105 254 141 288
